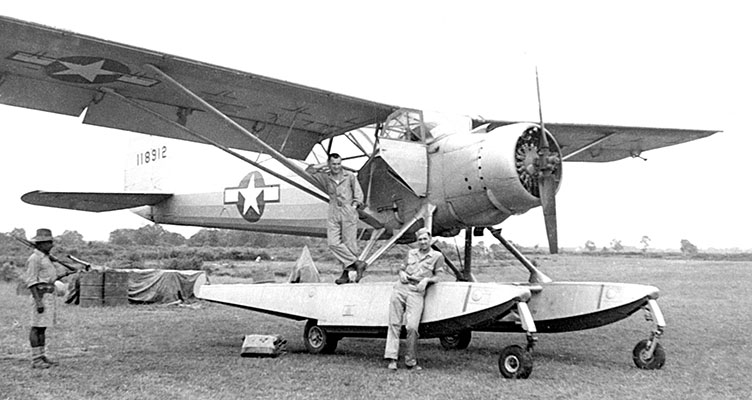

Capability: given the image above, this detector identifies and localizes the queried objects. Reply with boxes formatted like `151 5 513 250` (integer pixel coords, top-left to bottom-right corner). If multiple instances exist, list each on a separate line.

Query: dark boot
334 270 351 285
30 346 50 369
41 355 58 366
355 261 367 283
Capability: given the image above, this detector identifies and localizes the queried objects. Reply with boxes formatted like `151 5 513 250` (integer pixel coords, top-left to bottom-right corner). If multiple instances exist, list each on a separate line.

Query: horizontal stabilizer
21 190 172 212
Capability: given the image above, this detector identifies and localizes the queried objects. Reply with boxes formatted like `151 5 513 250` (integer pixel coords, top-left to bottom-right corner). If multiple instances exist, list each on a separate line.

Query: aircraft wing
475 121 719 162
21 191 172 212
0 16 399 160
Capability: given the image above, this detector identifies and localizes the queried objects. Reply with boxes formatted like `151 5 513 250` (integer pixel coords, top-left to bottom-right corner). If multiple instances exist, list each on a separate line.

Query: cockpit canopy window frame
379 108 431 143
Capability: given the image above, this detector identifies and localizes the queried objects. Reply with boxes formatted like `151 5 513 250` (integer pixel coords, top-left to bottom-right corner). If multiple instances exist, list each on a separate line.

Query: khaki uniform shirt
25 249 58 327
401 248 444 291
25 249 57 288
310 170 364 211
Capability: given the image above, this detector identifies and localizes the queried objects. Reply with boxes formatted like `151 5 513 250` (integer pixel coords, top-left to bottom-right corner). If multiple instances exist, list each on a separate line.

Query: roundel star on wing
44 56 129 84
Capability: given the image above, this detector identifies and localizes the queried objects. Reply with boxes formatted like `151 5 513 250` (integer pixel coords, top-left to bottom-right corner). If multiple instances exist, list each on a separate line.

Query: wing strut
142 64 326 195
363 203 436 266
100 88 328 203
561 132 617 161
345 132 370 157
358 228 385 261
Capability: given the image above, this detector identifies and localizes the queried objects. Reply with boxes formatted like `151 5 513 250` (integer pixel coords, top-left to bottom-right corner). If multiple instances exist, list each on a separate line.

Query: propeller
535 67 559 254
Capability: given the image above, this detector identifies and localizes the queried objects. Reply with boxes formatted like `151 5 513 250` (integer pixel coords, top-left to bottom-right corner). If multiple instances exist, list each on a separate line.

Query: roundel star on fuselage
224 172 280 222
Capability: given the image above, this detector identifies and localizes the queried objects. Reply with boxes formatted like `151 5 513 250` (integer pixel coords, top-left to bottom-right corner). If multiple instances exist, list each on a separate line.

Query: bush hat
30 228 54 243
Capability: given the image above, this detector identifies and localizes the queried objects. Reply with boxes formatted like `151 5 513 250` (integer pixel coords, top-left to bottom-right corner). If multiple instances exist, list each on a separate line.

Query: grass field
1 255 750 399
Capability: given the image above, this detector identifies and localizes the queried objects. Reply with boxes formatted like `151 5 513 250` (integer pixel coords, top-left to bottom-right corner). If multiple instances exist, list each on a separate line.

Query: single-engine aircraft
0 16 717 378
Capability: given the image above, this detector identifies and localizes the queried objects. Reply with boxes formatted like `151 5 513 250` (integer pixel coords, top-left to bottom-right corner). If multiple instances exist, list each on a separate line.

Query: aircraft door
377 138 428 196
373 108 430 196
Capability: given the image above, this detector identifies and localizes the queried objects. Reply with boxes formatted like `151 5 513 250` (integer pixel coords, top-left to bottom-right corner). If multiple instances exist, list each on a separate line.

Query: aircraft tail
20 135 178 213
124 135 175 192
123 134 243 193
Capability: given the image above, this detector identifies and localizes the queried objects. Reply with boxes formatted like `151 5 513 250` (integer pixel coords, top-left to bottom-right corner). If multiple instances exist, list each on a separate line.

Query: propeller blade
539 172 558 253
535 66 558 253
535 66 549 151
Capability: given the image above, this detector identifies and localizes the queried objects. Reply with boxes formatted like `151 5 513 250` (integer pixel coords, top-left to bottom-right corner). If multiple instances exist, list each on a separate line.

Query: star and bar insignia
224 172 280 222
9 52 159 86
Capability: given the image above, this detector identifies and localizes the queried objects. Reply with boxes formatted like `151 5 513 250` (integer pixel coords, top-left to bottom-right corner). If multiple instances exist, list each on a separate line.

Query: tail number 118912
135 146 167 166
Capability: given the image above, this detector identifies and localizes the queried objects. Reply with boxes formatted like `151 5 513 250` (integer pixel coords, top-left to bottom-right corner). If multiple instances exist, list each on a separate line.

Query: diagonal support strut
100 87 328 203
142 64 325 194
363 203 436 265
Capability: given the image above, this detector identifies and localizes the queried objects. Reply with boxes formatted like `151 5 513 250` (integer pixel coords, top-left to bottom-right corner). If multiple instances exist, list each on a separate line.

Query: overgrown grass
1 255 750 399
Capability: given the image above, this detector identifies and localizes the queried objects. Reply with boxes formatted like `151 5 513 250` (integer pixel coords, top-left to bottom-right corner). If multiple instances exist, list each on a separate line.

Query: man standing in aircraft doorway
306 153 366 284
384 228 445 370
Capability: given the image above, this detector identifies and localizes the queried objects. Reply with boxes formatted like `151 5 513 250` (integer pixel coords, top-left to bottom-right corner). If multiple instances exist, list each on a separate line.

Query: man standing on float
307 153 366 284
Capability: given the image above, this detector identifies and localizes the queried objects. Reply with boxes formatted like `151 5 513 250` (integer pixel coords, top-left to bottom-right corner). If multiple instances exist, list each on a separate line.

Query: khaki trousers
327 204 359 267
384 283 424 366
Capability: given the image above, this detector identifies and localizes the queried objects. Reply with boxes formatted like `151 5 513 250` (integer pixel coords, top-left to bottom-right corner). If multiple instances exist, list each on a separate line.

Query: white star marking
224 180 280 216
53 60 119 82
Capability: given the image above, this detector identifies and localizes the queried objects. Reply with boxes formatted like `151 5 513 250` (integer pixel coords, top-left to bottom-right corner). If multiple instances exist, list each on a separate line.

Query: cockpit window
379 109 433 142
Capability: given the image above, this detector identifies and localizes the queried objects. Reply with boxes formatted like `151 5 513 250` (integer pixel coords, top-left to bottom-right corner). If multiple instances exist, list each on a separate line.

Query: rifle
6 234 91 279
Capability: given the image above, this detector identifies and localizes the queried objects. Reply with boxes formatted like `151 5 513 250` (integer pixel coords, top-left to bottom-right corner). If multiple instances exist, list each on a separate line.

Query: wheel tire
632 339 666 370
498 345 533 379
439 330 472 350
304 320 339 354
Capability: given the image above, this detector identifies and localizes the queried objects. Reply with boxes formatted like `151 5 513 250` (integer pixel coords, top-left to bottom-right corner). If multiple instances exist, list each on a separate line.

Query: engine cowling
429 123 562 235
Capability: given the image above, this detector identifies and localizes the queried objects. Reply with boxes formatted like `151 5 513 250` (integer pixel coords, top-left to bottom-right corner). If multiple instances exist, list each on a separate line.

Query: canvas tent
288 246 320 283
127 269 207 303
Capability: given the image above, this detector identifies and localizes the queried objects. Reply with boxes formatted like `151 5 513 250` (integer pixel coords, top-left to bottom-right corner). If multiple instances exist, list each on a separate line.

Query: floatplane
1 16 717 378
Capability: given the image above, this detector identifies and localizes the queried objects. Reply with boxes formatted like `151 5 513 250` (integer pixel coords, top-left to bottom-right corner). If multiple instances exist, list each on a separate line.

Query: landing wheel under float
304 320 339 354
498 345 533 379
497 303 538 379
632 339 666 370
439 329 472 350
632 299 667 370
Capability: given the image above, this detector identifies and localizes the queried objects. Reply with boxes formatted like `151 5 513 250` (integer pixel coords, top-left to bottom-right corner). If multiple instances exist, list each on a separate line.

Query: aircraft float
0 16 715 378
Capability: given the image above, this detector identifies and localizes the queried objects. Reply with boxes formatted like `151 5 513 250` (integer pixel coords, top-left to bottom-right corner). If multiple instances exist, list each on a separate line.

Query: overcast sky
1 1 749 250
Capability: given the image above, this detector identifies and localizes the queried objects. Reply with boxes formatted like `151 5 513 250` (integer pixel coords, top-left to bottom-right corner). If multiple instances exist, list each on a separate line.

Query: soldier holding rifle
22 228 78 369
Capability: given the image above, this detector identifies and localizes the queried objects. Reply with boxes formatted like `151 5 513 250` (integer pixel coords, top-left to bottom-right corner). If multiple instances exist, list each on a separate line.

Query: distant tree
10 228 27 239
640 236 651 253
56 230 85 247
680 239 698 255
227 231 254 247
184 229 324 248
161 230 187 246
489 243 505 259
610 239 623 252
133 225 163 245
1 228 29 252
248 232 271 248
472 241 489 260
109 225 186 246
188 229 221 247
109 229 134 245
585 240 597 252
